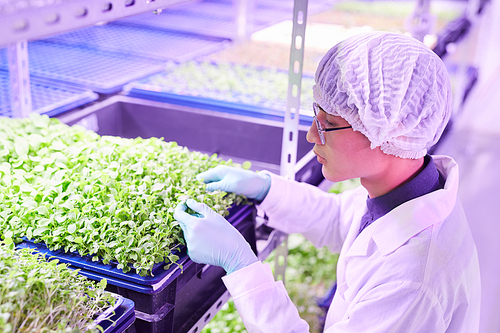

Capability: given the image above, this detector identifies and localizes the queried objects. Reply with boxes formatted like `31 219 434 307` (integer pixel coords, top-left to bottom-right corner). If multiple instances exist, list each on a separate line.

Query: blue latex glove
196 165 271 201
174 199 258 275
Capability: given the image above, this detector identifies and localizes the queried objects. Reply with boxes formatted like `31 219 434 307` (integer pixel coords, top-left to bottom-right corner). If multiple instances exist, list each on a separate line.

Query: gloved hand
196 165 271 201
174 199 258 275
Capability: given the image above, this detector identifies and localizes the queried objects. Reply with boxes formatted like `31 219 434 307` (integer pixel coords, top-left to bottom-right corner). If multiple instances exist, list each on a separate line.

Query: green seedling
0 114 247 276
138 60 316 116
0 240 116 333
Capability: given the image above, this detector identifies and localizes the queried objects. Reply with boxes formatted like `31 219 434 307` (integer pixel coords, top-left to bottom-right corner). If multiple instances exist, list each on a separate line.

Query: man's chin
322 166 350 183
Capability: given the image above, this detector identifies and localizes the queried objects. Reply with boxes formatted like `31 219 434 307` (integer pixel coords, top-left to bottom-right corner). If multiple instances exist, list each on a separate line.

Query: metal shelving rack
1 0 310 331
0 0 193 118
0 0 194 46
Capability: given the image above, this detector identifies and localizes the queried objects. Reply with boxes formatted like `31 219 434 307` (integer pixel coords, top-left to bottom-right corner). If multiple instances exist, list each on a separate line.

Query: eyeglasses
312 103 352 145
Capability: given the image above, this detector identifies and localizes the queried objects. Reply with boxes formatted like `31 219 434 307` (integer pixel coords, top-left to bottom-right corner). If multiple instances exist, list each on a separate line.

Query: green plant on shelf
137 60 315 116
0 239 116 333
0 114 248 276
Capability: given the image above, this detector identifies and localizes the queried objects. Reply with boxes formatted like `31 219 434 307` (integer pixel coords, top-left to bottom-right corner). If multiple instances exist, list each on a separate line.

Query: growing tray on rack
0 242 135 333
15 203 253 297
16 203 255 333
124 61 315 126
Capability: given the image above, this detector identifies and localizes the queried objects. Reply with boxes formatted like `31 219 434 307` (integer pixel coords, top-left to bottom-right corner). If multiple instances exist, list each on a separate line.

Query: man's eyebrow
324 117 336 126
325 114 349 127
324 112 336 122
317 105 344 125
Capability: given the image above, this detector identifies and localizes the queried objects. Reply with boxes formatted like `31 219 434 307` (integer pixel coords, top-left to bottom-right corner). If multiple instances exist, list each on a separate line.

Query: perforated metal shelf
43 23 230 62
113 8 246 40
0 41 166 94
0 70 98 117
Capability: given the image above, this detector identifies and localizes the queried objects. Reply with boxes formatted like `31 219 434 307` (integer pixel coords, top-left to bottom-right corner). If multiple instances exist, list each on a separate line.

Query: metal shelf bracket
275 0 309 283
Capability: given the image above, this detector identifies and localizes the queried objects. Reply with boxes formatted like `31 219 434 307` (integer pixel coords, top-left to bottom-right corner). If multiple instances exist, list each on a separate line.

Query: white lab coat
222 155 481 332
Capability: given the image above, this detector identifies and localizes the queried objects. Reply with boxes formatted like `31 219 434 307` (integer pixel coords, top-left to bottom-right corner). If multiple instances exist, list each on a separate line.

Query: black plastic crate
127 308 174 333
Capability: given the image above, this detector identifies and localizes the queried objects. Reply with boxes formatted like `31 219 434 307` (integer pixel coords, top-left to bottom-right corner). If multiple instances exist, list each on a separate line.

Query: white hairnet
313 32 452 159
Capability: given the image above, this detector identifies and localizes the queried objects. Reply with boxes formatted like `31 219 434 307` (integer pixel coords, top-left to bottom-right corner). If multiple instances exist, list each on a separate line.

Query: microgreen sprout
0 114 247 276
132 60 316 117
0 239 116 333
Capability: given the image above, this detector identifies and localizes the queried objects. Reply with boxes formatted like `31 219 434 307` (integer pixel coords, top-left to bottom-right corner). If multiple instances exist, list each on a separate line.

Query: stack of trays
17 203 256 333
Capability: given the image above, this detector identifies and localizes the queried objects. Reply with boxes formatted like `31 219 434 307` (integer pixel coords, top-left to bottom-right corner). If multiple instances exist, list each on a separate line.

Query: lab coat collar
345 155 459 257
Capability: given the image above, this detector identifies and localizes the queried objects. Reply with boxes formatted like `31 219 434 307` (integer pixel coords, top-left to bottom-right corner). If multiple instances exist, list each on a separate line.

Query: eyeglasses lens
313 103 326 145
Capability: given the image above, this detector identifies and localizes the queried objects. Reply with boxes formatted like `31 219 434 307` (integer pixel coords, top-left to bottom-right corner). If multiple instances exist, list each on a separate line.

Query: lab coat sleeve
223 265 446 333
328 281 445 333
257 172 367 252
222 261 311 333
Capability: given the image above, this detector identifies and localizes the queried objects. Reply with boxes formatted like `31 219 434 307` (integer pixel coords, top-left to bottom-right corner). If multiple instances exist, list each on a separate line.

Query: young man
174 32 480 332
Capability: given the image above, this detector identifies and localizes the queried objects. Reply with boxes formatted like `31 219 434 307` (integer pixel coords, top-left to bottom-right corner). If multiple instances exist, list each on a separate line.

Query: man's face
306 106 386 182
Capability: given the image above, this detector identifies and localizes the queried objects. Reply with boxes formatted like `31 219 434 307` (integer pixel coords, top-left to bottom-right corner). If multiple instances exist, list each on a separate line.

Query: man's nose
307 120 321 145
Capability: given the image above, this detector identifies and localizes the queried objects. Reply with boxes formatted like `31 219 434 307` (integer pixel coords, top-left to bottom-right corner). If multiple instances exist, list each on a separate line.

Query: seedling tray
0 42 166 94
91 294 136 333
16 203 252 291
56 95 316 175
16 203 255 313
126 89 314 126
0 70 98 117
124 62 315 126
42 24 229 63
103 298 136 333
15 240 185 293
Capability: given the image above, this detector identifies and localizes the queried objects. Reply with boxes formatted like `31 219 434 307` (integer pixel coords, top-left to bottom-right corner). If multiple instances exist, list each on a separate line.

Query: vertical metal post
234 0 254 42
274 0 308 283
405 0 434 42
8 40 32 118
